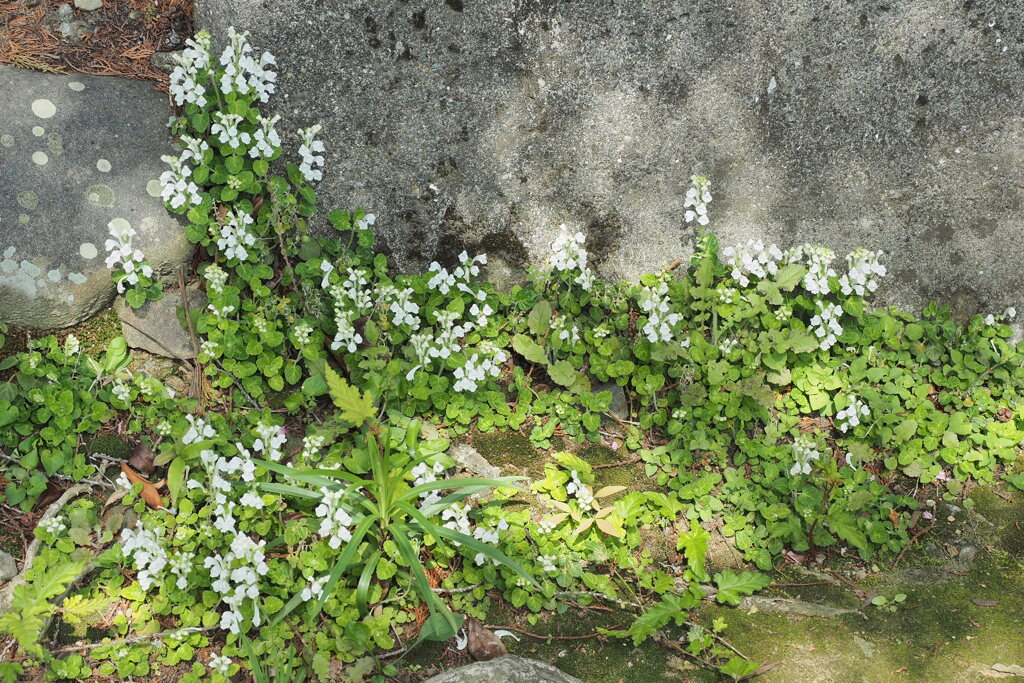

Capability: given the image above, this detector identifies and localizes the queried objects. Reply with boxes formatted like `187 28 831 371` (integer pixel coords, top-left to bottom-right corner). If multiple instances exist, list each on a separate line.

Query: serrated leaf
677 525 711 580
713 569 771 605
775 263 807 291
324 366 376 424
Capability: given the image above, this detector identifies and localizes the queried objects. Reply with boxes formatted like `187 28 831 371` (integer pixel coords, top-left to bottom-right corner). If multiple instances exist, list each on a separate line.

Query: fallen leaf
128 442 156 475
887 509 900 526
101 488 127 514
120 463 164 510
971 599 999 607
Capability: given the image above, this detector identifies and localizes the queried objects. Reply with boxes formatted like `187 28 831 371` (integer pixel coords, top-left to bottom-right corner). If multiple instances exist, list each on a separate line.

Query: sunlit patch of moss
86 434 132 460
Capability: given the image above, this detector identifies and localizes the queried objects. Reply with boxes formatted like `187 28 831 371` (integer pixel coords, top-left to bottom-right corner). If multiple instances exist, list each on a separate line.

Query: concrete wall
197 0 1024 321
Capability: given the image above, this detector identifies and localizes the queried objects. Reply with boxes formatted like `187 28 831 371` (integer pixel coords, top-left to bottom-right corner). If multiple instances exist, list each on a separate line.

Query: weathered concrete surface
196 0 1024 320
0 66 191 330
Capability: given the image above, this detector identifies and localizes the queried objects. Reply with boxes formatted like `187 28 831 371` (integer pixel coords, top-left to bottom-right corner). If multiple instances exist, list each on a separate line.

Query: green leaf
774 263 807 291
719 657 759 681
894 418 918 442
103 337 129 374
826 510 868 551
511 334 548 365
528 301 553 336
949 412 972 436
324 366 376 424
677 525 711 580
548 360 578 388
713 569 771 605
167 457 186 506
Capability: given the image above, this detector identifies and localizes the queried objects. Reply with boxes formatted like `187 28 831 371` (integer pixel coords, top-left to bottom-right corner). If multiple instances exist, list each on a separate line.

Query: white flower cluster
120 523 171 591
183 414 216 444
315 488 354 550
39 515 67 536
684 175 712 226
718 338 739 355
179 135 210 164
104 219 154 294
549 225 595 289
471 519 509 566
836 394 870 433
300 573 329 602
565 470 595 508
112 379 131 402
721 239 783 287
538 554 558 573
639 283 680 343
453 350 507 393
788 245 837 296
790 436 821 476
209 653 232 675
297 125 325 182
253 422 286 461
810 300 843 350
410 460 447 508
204 534 269 633
159 155 203 209
387 287 420 328
204 263 228 294
300 433 327 463
211 112 251 149
716 285 739 305
218 27 277 102
554 315 580 345
839 248 886 296
217 209 257 262
168 33 212 107
249 114 281 159
427 251 488 296
169 551 195 590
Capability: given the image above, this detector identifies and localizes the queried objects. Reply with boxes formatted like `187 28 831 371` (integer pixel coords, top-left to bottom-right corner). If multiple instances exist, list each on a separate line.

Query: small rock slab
116 284 206 359
0 66 192 329
422 655 583 683
449 443 501 479
0 551 17 582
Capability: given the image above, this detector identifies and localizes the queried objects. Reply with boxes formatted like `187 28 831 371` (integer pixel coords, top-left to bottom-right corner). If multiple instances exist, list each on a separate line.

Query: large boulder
421 655 584 683
194 1 1024 320
0 66 191 330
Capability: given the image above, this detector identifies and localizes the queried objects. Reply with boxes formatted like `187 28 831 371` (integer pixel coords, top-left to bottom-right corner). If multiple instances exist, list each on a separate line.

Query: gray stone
150 51 183 76
449 443 501 479
421 655 583 683
196 1 1024 325
0 551 17 582
593 381 627 420
957 545 978 563
116 284 206 359
0 67 192 329
73 0 102 11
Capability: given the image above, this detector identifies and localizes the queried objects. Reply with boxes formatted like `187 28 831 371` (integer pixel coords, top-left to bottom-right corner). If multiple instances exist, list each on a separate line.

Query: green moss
86 434 132 460
969 488 1024 558
576 443 663 492
474 431 542 475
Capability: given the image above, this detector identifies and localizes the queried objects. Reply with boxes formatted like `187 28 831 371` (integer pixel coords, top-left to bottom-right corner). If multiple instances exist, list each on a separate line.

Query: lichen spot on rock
68 272 87 285
17 190 38 210
31 99 57 119
32 151 49 166
79 242 98 259
32 126 45 137
48 134 63 155
68 81 85 92
0 134 12 147
18 214 29 224
146 179 163 197
86 184 115 206
96 158 111 173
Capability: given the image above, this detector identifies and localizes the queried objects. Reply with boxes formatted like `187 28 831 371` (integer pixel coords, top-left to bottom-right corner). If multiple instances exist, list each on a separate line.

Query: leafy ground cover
0 27 1022 682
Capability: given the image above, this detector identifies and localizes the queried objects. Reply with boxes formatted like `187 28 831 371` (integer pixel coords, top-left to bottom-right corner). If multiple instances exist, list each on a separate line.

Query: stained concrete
195 0 1024 322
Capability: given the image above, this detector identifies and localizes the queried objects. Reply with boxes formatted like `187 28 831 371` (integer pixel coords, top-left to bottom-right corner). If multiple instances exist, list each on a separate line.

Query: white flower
104 220 155 293
720 239 783 287
217 209 257 262
639 283 679 343
159 155 202 209
565 470 595 508
539 554 558 573
297 125 325 182
112 380 130 402
40 515 67 536
809 300 843 351
253 422 286 461
249 114 281 158
300 574 329 602
211 112 251 149
835 394 870 433
789 436 820 476
168 32 212 107
550 225 589 274
120 522 168 591
788 245 837 296
315 488 354 549
683 175 712 226
839 248 886 297
183 414 216 444
209 653 232 675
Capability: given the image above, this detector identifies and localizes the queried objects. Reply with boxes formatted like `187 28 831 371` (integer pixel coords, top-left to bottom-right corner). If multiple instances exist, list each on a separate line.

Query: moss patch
86 434 132 460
